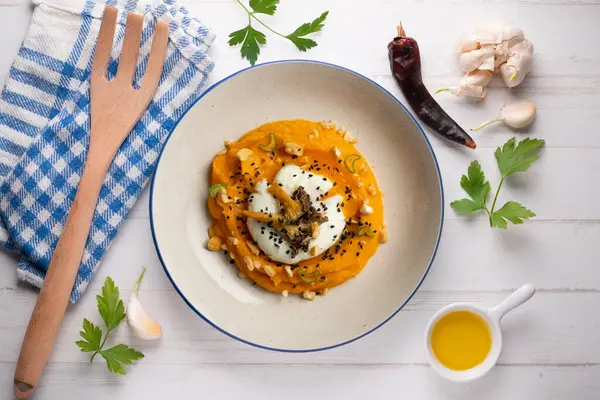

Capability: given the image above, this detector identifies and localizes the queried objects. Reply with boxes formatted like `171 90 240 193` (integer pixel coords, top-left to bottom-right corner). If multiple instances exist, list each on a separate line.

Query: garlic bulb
127 268 162 340
499 39 534 88
474 100 536 131
457 25 533 92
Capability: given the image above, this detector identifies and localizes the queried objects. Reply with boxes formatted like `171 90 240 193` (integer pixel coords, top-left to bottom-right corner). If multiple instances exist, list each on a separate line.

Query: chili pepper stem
397 24 406 37
474 117 504 131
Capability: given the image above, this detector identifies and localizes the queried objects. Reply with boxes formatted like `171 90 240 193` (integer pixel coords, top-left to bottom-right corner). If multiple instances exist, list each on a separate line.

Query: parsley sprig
76 277 144 375
229 0 328 65
451 137 544 229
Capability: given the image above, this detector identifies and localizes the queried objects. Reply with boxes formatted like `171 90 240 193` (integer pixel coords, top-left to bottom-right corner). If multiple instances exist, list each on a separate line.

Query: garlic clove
494 53 508 69
461 70 493 88
500 100 536 128
460 85 486 99
477 55 496 71
499 39 534 87
127 268 162 340
511 38 534 55
459 47 495 72
435 70 491 98
474 100 536 131
473 25 524 46
499 52 533 87
459 34 480 53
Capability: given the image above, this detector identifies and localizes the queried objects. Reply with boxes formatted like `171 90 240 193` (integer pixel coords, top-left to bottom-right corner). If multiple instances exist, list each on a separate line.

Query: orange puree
207 120 385 297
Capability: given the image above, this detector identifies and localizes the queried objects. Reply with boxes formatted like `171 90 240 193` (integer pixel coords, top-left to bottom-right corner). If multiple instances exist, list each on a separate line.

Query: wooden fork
13 7 168 398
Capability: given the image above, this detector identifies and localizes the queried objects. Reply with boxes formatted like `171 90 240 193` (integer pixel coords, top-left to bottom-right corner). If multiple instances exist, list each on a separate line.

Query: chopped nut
282 290 289 297
227 237 239 246
320 288 329 296
238 271 246 279
229 252 235 260
310 246 320 256
303 290 316 301
284 142 303 156
309 129 319 140
244 256 255 271
368 184 377 196
224 140 233 148
247 241 261 256
340 130 358 144
218 188 231 204
207 236 222 251
360 202 374 215
320 120 335 129
220 244 228 251
264 265 276 277
379 227 389 244
358 240 367 247
284 265 293 277
311 222 320 239
357 181 364 188
236 148 253 161
331 146 342 159
253 258 262 270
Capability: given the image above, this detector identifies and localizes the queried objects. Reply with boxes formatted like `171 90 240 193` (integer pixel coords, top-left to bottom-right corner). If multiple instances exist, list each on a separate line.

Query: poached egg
247 165 345 264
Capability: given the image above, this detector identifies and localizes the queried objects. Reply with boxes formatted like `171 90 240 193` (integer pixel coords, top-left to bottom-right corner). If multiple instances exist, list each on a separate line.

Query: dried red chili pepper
388 25 476 149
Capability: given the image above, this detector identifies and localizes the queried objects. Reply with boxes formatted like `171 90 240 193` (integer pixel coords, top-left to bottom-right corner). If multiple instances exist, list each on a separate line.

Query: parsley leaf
97 276 126 331
101 344 145 375
491 201 536 229
495 137 545 177
451 137 544 228
242 27 267 66
451 160 491 214
229 1 328 65
286 11 329 52
227 25 267 66
77 276 144 374
76 318 102 353
450 198 484 214
249 0 278 15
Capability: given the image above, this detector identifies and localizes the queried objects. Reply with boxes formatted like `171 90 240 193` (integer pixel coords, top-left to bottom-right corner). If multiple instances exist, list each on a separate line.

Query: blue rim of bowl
149 59 445 353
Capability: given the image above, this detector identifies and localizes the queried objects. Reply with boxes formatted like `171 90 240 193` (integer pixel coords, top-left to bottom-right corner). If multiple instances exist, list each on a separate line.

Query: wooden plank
2 216 600 292
1 290 599 364
0 362 598 400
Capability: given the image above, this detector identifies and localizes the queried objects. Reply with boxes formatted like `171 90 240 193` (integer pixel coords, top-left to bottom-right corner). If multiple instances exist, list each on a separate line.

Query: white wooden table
1 0 599 398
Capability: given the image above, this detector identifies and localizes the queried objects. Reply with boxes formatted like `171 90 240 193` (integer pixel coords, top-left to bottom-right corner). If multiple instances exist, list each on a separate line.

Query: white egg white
247 165 346 264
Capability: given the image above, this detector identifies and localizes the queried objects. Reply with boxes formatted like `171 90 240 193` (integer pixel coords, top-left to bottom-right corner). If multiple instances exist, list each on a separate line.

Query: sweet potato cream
206 120 387 300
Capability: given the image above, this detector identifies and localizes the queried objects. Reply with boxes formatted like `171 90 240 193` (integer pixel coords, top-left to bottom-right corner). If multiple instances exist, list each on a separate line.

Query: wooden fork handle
14 150 111 399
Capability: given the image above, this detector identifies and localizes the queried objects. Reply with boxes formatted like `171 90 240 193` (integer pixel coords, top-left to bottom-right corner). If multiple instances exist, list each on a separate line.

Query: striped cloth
0 0 214 302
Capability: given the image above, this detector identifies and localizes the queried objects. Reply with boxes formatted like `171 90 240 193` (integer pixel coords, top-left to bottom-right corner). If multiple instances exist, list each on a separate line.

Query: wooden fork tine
140 20 169 98
116 12 144 85
91 6 118 83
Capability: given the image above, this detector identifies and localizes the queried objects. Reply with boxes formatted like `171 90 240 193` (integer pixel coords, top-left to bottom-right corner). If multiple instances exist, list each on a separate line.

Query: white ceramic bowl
150 60 444 352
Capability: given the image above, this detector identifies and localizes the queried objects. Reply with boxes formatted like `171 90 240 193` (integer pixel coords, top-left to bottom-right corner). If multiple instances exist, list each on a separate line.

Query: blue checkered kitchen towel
0 0 214 302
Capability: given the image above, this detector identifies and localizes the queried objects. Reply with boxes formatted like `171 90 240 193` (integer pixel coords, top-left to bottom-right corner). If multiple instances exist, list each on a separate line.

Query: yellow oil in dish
431 311 492 371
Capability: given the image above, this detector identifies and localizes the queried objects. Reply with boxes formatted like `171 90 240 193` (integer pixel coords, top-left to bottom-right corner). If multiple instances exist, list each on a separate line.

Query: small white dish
151 60 444 351
425 284 535 382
